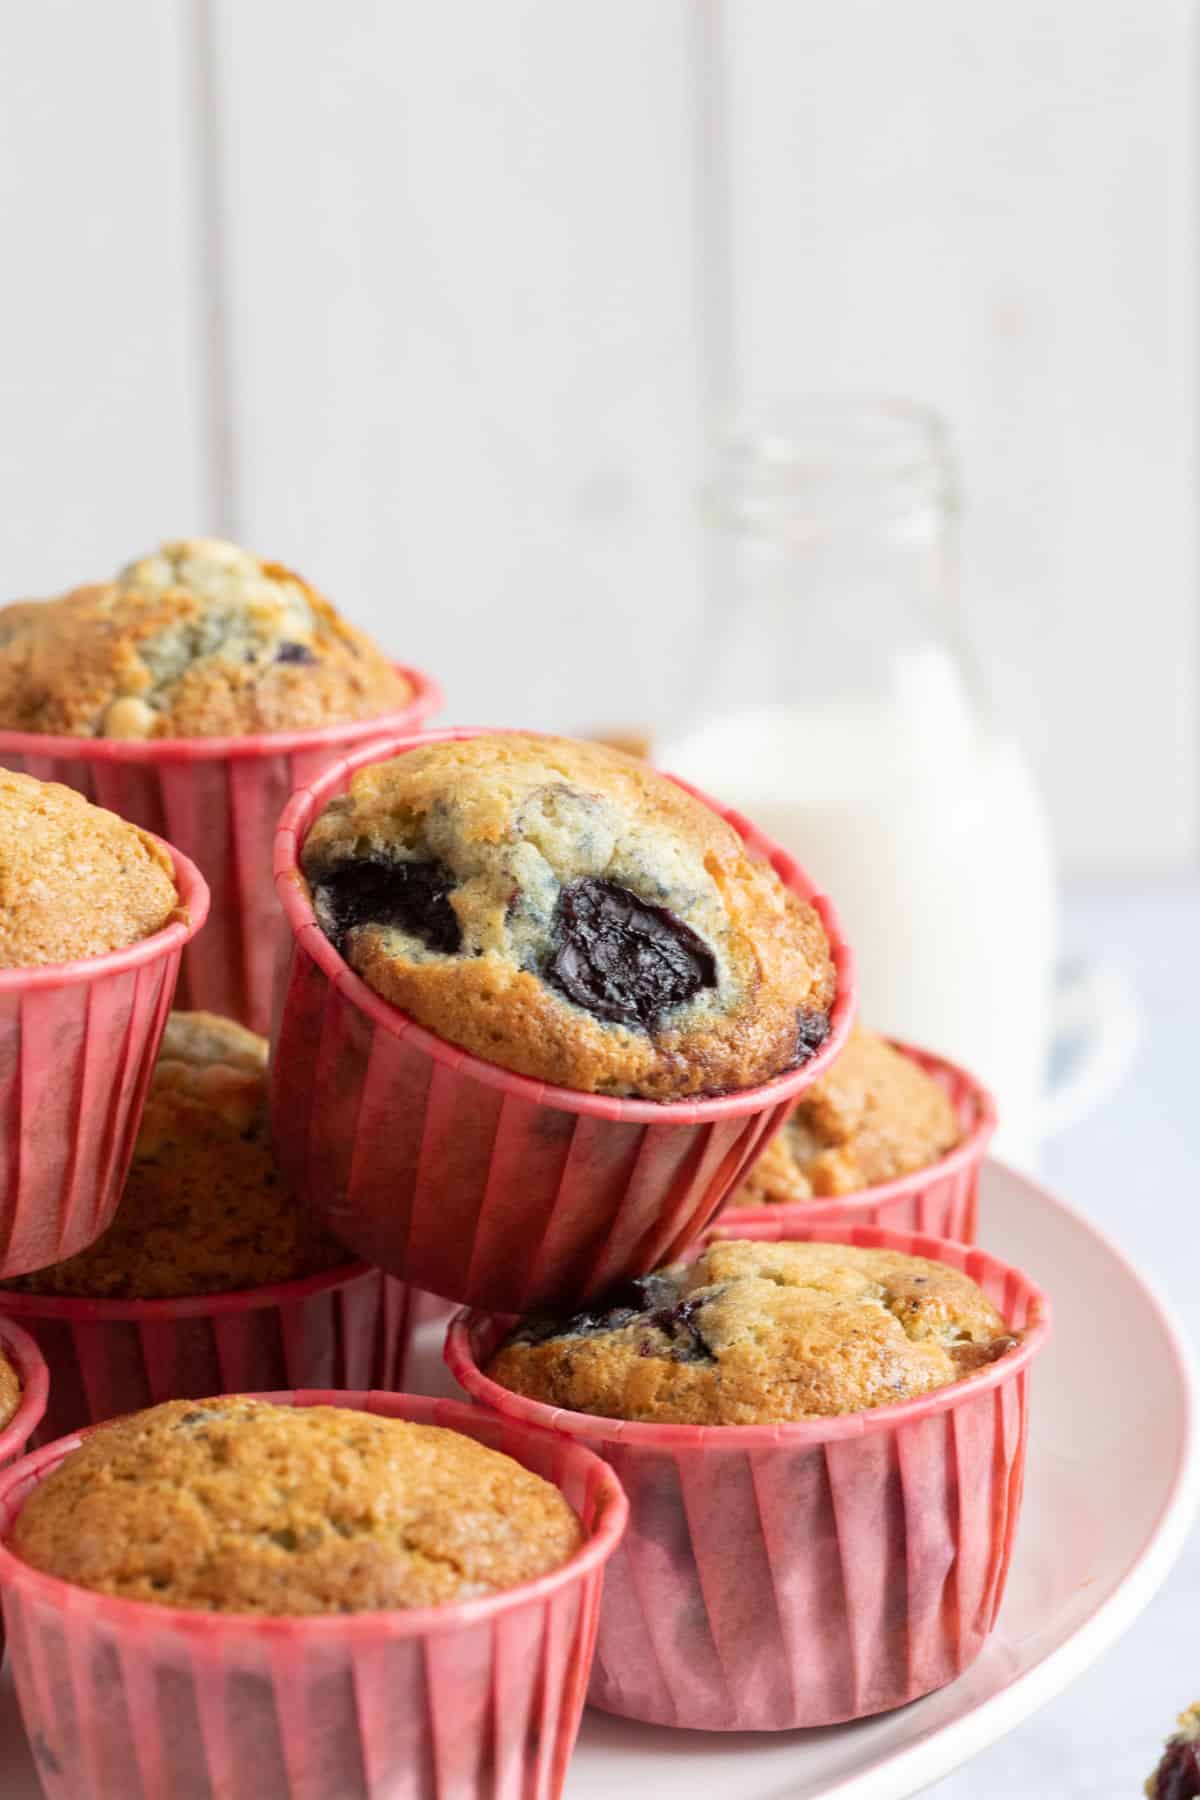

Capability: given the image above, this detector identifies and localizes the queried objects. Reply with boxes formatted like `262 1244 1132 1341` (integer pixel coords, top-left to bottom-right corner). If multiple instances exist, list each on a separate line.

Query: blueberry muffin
0 770 180 966
10 1397 583 1612
487 1238 1017 1425
300 733 837 1100
7 1012 344 1299
732 1026 962 1205
1147 1705 1200 1798
0 1342 22 1431
0 537 409 738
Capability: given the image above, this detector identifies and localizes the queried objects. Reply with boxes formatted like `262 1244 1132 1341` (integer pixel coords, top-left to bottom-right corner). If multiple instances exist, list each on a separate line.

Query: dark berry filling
1152 1739 1200 1800
311 857 462 957
511 1270 717 1364
796 1008 831 1063
546 878 717 1031
275 641 316 664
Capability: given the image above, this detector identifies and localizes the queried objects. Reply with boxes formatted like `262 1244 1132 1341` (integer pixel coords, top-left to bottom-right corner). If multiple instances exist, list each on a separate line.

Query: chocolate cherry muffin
1147 1705 1200 1798
0 769 179 966
8 1012 344 1300
300 733 836 1100
732 1026 962 1205
487 1237 1017 1425
10 1396 583 1613
0 537 409 738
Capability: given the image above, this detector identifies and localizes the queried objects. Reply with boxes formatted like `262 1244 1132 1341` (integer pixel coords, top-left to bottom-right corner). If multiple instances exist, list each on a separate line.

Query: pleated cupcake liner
0 1388 628 1800
0 666 441 1034
447 1219 1052 1732
0 1316 50 1664
0 1264 415 1447
722 1040 997 1244
270 727 856 1314
0 841 209 1280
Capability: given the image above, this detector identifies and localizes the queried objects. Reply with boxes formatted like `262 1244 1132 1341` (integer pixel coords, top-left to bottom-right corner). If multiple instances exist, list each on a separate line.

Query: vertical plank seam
184 0 239 537
684 0 739 681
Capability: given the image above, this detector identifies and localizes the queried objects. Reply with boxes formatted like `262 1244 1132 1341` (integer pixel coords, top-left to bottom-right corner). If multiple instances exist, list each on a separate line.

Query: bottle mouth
704 394 959 541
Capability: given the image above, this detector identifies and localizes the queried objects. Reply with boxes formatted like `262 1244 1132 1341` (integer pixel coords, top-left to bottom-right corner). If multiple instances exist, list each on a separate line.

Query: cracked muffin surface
0 770 180 966
732 1026 962 1205
6 1012 345 1299
0 537 409 738
299 732 837 1099
10 1397 583 1613
487 1239 1016 1425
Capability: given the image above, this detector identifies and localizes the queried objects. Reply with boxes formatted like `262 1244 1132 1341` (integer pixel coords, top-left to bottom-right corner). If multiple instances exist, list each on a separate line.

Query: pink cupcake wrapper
0 666 441 1034
447 1219 1052 1731
722 1039 997 1244
0 1388 628 1800
0 841 209 1280
0 1264 415 1447
0 1316 50 1663
270 727 856 1313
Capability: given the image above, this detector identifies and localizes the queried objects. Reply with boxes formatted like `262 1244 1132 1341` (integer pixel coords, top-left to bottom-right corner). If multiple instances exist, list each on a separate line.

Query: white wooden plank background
722 0 1198 873
211 0 708 741
0 0 1194 874
0 1 209 597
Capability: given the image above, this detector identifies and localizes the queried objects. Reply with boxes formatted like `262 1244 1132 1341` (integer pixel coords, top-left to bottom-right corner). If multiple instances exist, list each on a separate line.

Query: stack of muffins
0 537 1050 1800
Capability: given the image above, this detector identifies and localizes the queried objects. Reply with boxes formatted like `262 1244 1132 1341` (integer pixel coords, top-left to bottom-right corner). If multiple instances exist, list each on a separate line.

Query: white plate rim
805 1157 1200 1800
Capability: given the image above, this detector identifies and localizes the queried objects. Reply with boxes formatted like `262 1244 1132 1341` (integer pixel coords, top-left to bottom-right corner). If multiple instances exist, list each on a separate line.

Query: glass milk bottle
660 398 1057 1165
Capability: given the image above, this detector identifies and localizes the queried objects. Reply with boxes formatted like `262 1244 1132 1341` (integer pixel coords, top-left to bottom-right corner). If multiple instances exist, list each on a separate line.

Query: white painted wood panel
210 0 706 739
0 1 208 598
722 0 1198 874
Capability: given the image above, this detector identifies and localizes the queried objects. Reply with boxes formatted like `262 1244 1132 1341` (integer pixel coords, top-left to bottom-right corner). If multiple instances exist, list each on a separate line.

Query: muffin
0 537 410 738
8 1011 344 1300
10 1396 584 1613
0 1340 22 1431
487 1237 1017 1425
732 1026 962 1205
0 769 179 966
299 732 837 1099
1147 1705 1200 1797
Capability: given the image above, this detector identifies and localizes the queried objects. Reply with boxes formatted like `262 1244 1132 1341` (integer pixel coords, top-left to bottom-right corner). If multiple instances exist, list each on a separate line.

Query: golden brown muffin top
733 1026 962 1206
488 1239 1016 1426
300 733 836 1100
0 770 180 967
8 1012 345 1299
10 1397 583 1614
0 1344 22 1432
0 537 410 739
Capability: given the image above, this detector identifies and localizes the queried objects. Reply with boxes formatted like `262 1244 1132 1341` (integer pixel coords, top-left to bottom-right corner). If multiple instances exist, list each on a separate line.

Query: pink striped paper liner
0 1264 414 1447
447 1219 1052 1731
722 1040 997 1244
0 666 441 1034
0 842 208 1279
0 1316 49 1663
270 727 856 1313
0 1388 627 1800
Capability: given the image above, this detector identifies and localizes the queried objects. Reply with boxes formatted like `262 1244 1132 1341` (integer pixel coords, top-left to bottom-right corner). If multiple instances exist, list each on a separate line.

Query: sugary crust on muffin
7 1012 346 1298
732 1027 962 1205
0 1345 21 1431
0 538 410 738
300 733 837 1099
488 1239 1016 1425
0 770 180 967
11 1397 583 1613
